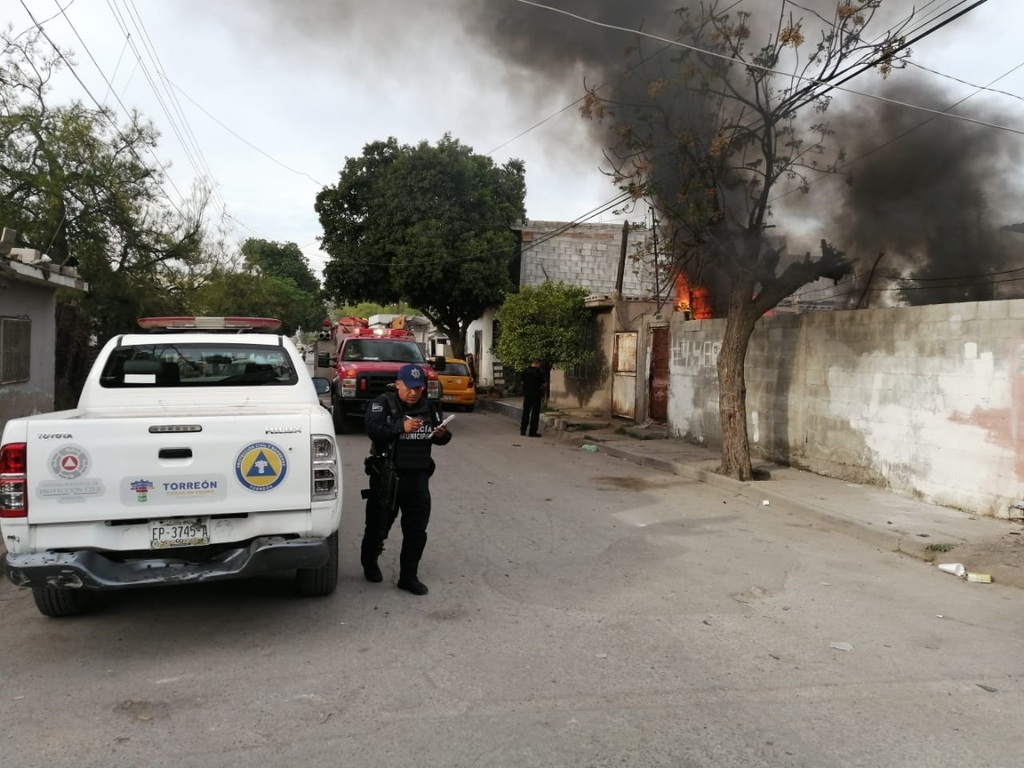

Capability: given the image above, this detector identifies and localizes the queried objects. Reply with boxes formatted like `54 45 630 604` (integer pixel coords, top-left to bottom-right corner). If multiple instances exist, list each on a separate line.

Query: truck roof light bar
137 316 282 332
350 327 413 339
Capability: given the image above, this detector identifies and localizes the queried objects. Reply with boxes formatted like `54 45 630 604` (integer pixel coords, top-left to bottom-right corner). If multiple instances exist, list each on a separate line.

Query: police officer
360 363 452 595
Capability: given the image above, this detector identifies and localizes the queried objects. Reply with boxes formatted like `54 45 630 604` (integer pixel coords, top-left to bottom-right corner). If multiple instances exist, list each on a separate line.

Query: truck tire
295 531 339 597
32 585 92 618
331 397 349 434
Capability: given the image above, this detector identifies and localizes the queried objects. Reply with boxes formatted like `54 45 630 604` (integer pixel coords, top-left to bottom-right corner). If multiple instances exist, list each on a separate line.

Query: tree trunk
449 323 468 360
717 295 759 481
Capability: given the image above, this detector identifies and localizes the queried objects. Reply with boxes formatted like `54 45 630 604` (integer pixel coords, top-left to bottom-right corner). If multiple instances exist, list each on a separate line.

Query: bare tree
583 1 914 480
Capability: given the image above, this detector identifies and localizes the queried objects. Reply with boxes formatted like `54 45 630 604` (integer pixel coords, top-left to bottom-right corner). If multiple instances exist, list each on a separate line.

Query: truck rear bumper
3 536 329 590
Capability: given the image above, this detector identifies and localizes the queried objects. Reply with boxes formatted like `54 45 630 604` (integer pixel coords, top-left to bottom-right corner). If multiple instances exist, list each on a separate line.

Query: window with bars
566 317 596 380
0 316 31 384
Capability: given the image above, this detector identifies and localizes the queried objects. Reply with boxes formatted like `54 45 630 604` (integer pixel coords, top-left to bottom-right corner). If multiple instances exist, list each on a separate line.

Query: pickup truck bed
0 329 342 617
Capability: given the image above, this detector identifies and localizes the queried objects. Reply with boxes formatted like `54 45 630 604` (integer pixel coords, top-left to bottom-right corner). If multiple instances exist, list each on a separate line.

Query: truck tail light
427 380 441 400
310 435 338 500
0 442 28 518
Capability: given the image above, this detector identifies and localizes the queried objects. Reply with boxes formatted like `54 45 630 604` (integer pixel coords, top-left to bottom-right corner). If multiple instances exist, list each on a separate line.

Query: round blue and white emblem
235 442 288 492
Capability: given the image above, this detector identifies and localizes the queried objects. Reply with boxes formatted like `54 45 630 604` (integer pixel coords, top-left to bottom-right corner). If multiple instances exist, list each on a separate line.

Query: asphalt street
0 408 1021 767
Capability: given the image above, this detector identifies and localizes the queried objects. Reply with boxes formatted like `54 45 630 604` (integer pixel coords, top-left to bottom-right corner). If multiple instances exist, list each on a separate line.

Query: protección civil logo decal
49 445 90 479
234 442 288 492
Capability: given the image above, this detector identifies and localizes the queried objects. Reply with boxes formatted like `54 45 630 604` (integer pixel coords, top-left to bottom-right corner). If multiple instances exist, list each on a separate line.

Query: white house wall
0 281 57 432
669 299 1024 518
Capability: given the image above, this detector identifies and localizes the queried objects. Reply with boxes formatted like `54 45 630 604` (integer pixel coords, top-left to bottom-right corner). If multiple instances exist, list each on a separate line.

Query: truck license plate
150 518 210 549
443 395 455 401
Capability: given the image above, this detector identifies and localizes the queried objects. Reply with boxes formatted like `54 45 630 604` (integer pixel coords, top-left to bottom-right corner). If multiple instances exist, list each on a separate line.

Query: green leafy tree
192 268 318 337
495 282 593 372
239 238 325 332
241 238 321 295
0 27 209 343
332 302 405 320
584 1 916 479
316 134 525 358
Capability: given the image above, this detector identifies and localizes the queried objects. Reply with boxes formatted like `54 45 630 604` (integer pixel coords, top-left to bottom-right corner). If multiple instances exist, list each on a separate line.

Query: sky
8 0 1024 281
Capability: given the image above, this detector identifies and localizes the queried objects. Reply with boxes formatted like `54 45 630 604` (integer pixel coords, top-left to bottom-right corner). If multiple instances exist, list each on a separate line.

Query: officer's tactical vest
384 392 439 471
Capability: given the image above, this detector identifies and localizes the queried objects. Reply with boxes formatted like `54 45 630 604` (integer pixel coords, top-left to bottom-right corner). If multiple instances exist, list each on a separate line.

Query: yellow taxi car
437 357 477 412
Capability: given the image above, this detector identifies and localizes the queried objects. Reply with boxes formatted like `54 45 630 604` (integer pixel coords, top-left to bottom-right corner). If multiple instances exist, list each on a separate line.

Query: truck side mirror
431 355 447 373
316 352 331 369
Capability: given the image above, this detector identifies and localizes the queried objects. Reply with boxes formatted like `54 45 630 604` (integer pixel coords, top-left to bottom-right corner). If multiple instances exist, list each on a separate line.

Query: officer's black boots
361 538 383 583
397 575 428 595
363 561 383 583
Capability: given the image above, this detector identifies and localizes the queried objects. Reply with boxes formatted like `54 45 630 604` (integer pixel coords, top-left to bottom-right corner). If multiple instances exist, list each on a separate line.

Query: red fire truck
313 319 444 433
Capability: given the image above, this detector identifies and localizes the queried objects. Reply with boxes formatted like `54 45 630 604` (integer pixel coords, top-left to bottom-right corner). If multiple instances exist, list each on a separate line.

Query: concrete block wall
519 221 655 298
669 299 1024 518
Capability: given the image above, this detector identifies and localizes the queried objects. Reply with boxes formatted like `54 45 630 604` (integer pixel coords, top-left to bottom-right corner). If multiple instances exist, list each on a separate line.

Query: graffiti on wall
674 339 721 370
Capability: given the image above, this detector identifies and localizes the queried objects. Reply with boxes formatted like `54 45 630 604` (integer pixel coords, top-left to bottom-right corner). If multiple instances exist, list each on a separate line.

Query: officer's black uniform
520 362 546 436
360 387 451 594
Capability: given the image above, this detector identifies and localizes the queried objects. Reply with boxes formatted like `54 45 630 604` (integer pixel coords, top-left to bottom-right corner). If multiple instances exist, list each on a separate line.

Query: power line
167 81 325 187
520 192 635 256
906 59 1024 105
498 0 1006 269
879 265 1024 283
2 0 78 55
510 0 1012 135
768 54 1024 209
101 0 227 215
15 0 189 218
487 1 1001 291
779 260 1024 305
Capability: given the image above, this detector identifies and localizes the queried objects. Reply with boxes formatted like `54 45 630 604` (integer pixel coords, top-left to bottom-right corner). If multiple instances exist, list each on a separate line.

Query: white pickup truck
0 316 343 617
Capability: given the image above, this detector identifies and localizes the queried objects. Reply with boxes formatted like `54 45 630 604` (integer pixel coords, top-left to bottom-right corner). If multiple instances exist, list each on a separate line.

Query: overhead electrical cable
2 0 78 54
769 55 1024 208
101 0 227 215
166 81 325 187
508 0 1009 135
16 0 188 218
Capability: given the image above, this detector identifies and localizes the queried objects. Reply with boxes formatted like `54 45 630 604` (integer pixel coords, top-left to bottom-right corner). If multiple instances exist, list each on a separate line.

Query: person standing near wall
520 358 545 437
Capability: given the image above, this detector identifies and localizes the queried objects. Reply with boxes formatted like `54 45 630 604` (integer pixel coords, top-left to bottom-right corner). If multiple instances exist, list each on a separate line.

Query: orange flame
674 273 713 319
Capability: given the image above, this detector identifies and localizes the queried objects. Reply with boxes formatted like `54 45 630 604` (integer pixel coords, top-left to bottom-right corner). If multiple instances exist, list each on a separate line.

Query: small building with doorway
0 227 89 433
470 219 666 422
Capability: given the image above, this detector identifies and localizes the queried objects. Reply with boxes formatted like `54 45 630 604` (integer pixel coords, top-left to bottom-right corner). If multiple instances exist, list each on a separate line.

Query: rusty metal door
612 332 637 419
649 326 669 423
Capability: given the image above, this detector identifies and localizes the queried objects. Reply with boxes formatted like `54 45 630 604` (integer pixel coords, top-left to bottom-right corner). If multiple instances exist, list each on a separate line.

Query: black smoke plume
824 76 1023 304
240 0 1024 306
460 1 1024 306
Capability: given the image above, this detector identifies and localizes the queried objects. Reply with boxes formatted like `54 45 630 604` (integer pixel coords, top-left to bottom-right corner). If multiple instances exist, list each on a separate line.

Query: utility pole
614 219 628 298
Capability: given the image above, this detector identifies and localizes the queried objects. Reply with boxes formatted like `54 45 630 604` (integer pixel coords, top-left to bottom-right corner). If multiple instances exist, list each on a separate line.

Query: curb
578 436 912 557
479 397 986 564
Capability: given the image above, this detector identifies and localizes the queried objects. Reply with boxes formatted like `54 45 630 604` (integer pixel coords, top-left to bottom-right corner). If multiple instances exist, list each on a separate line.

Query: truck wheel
295 531 339 597
32 585 92 618
331 399 349 434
